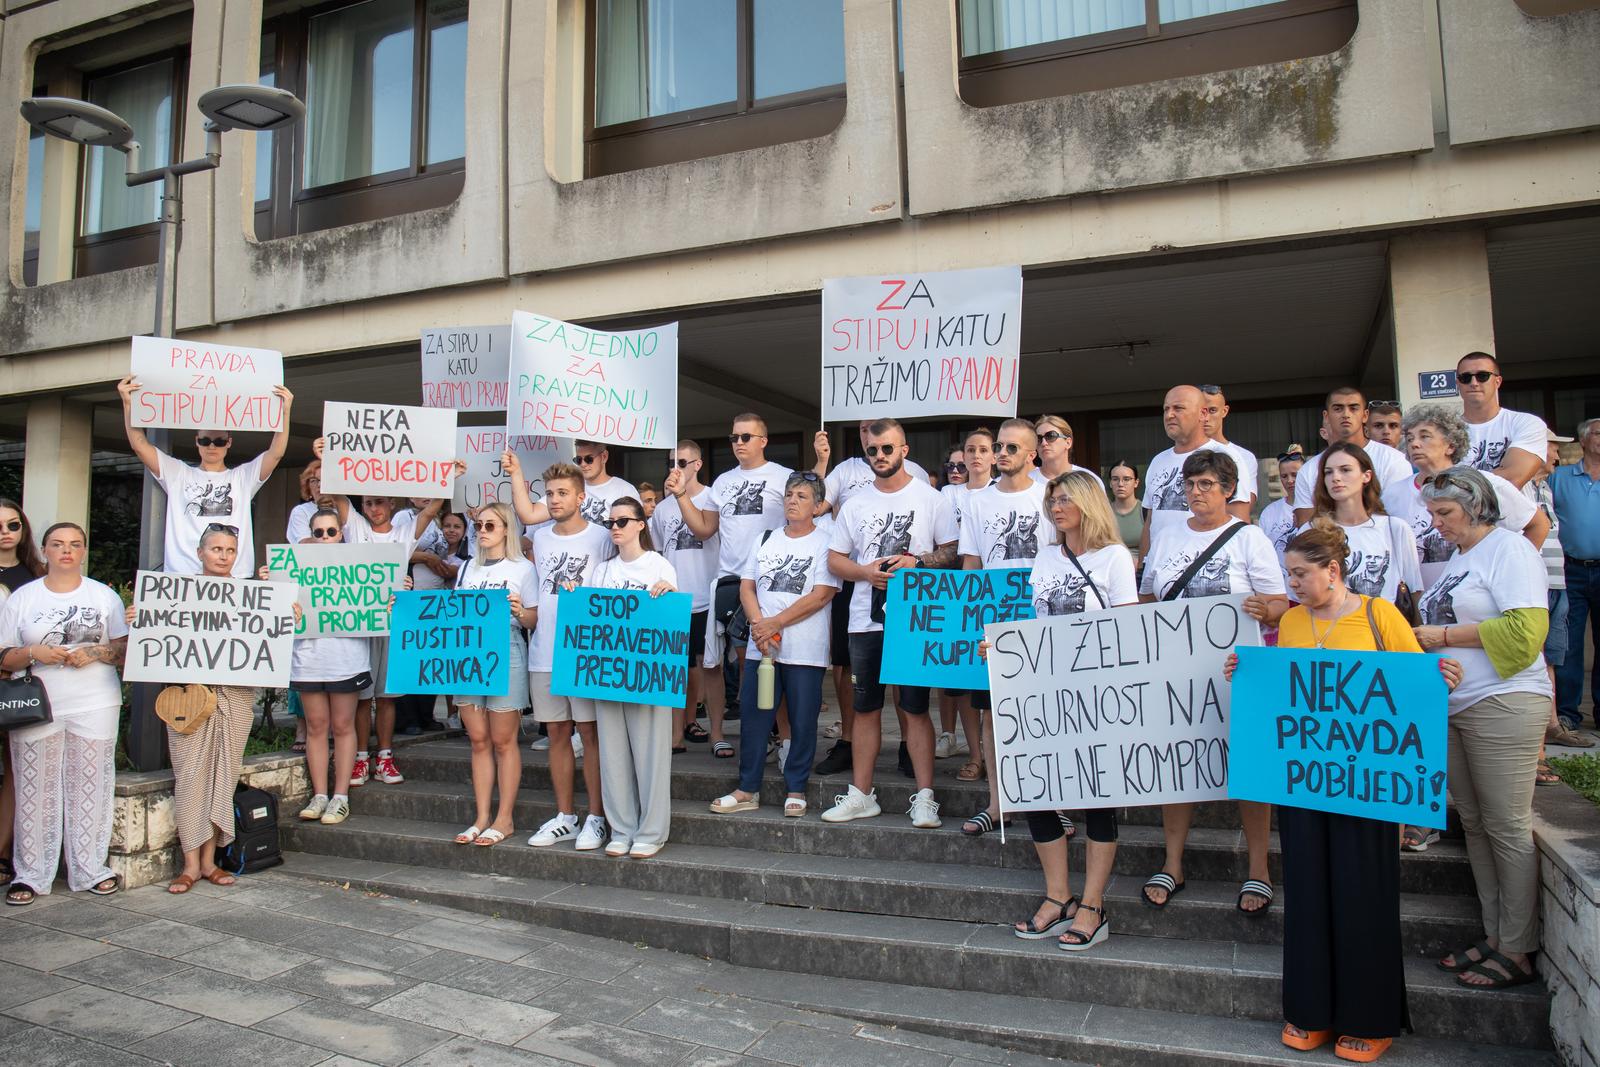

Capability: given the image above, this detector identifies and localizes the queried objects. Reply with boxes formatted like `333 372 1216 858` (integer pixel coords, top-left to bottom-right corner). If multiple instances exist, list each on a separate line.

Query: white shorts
529 671 596 723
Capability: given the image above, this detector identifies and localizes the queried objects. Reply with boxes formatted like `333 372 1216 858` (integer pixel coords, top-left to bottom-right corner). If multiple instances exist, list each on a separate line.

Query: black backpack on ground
213 782 283 875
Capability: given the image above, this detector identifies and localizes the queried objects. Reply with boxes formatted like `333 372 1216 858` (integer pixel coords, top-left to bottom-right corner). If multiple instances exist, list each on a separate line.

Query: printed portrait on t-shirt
864 512 914 558
1466 438 1507 473
724 480 768 517
1346 550 1391 598
663 517 704 551
1147 467 1188 512
579 496 608 523
985 512 1040 562
187 480 236 518
40 605 107 646
1164 551 1232 598
1419 571 1467 625
540 551 591 593
759 554 813 595
1035 572 1089 616
1416 523 1454 564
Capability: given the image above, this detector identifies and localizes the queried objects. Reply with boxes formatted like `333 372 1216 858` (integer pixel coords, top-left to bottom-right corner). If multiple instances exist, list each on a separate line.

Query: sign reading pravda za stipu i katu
266 542 407 638
506 311 678 450
421 326 512 411
320 402 459 498
128 335 285 432
985 595 1261 813
124 571 297 688
821 265 1022 422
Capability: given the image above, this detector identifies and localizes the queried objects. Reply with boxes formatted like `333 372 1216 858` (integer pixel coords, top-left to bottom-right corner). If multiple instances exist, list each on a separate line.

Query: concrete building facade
0 0 1597 553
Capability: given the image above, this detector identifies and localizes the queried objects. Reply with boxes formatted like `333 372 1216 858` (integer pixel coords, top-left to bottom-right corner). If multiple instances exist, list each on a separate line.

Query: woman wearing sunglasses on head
449 504 540 847
0 499 46 887
270 508 371 828
0 522 127 906
585 498 678 858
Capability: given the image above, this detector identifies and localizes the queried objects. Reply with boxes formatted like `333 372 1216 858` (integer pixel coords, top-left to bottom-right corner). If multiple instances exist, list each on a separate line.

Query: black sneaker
814 741 853 776
897 741 914 779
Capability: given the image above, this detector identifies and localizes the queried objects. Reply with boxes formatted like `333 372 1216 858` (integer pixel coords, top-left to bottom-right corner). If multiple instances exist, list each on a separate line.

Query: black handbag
0 649 53 731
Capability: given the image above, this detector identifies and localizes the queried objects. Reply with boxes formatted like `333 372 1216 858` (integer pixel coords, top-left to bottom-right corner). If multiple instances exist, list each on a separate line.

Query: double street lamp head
20 83 304 150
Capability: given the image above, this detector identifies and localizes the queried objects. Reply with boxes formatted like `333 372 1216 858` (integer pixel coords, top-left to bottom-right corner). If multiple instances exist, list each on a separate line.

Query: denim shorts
1545 588 1569 669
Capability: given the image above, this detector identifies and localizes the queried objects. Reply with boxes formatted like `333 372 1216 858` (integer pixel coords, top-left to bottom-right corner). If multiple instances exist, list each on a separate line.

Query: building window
73 55 186 278
957 0 1357 107
586 0 847 177
24 124 45 287
256 0 467 240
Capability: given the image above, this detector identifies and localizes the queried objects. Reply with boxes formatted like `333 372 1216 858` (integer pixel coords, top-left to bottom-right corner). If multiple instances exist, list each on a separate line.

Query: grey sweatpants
594 700 673 848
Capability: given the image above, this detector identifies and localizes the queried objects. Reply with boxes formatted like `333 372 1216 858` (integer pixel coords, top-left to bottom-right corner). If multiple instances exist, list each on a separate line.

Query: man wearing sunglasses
1456 352 1547 492
1141 386 1253 561
1197 386 1258 511
118 375 294 578
816 421 931 515
572 440 640 525
1291 386 1414 527
823 418 958 828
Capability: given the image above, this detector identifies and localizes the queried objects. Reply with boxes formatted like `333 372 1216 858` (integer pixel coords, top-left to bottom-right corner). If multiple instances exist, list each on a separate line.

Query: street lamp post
21 85 305 771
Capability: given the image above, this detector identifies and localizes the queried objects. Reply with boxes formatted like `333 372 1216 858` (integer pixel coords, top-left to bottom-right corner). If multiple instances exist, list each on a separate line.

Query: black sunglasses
728 432 763 445
1367 400 1399 410
573 454 599 465
995 442 1025 455
1 520 21 533
790 471 821 483
944 462 967 474
1037 431 1068 444
204 523 239 536
195 436 231 448
310 527 339 539
1197 384 1223 395
1277 450 1306 464
669 458 692 469
599 516 641 530
1456 370 1494 384
863 444 898 457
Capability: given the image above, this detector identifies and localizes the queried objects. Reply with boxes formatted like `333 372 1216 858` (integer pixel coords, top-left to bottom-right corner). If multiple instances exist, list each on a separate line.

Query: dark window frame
71 50 189 279
956 0 1358 108
583 0 847 178
255 0 467 240
23 82 47 287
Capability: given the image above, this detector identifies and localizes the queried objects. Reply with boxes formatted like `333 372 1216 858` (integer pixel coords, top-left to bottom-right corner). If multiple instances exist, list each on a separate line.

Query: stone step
390 738 1463 837
338 778 1480 948
272 848 1552 1054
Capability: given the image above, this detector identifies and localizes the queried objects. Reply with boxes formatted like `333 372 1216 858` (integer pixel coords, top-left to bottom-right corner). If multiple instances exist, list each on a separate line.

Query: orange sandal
168 873 197 894
1335 1036 1393 1062
202 868 237 887
1281 1023 1333 1051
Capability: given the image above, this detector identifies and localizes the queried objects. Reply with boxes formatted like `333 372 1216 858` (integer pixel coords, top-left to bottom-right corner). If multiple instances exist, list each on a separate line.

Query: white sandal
473 828 507 847
783 797 807 818
454 825 483 844
709 793 759 814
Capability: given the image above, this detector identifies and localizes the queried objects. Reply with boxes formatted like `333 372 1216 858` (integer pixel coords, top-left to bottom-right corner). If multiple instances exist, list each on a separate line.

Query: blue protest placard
1229 646 1449 828
550 588 693 707
385 589 510 696
881 567 1034 690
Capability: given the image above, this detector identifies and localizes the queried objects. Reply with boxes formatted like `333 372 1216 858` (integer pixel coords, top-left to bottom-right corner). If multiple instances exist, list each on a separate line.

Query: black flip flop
683 721 710 743
1237 879 1274 915
1142 873 1185 909
5 883 37 907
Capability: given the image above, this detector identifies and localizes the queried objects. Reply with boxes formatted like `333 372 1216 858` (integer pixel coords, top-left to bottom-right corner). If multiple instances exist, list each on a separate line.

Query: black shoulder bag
1159 523 1247 602
1058 543 1108 611
0 649 53 731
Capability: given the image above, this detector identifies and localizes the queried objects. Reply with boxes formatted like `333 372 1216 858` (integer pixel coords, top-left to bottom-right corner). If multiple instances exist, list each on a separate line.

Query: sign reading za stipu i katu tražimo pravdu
985 595 1261 813
421 326 512 411
320 402 459 498
124 571 297 688
1228 646 1450 829
821 265 1022 422
506 311 678 451
128 336 285 432
266 542 408 638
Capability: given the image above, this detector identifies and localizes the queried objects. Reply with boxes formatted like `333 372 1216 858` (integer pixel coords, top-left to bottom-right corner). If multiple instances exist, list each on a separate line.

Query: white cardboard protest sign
124 571 297 688
266 542 408 638
421 326 512 411
321 402 458 498
821 265 1022 422
128 335 285 432
507 311 677 451
455 427 569 512
986 595 1261 813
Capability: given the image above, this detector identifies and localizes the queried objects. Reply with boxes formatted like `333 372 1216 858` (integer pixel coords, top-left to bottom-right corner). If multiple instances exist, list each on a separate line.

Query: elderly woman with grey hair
1414 467 1550 991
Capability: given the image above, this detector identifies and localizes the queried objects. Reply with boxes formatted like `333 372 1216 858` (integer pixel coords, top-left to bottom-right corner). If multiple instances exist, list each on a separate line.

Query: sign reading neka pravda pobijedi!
822 266 1022 422
128 336 285 432
125 571 297 688
986 595 1260 812
507 311 678 450
266 542 407 638
320 402 458 497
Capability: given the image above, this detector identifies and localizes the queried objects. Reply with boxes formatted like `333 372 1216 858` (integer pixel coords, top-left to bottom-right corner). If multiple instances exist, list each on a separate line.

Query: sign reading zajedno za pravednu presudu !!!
985 595 1261 813
320 402 459 498
128 336 285 432
124 571 297 688
822 266 1023 422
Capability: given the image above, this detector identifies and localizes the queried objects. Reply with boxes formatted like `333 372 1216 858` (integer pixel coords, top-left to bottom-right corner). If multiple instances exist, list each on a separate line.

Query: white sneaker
528 813 578 847
446 713 462 731
909 788 942 829
571 734 585 761
775 739 791 771
820 785 881 823
319 796 350 825
935 731 966 759
531 736 551 751
604 838 631 857
298 795 328 821
575 814 607 851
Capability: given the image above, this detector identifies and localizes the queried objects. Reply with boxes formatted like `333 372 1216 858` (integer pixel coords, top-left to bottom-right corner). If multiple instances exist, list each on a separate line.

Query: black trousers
1279 806 1410 1038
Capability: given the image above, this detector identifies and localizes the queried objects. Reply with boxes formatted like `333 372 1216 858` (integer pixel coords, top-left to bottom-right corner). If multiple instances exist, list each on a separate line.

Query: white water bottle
757 654 776 710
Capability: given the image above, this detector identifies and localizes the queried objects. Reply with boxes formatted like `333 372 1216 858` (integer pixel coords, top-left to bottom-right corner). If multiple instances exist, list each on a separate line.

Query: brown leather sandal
955 761 985 782
168 873 197 894
201 868 237 887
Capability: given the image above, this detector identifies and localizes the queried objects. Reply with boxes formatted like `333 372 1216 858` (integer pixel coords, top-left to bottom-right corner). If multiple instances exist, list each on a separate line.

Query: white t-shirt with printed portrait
1417 527 1551 713
0 577 127 730
740 525 840 668
454 555 541 636
157 453 266 578
957 482 1052 567
650 489 718 612
286 500 316 545
1030 465 1104 489
826 456 930 513
1142 442 1251 544
1381 471 1537 592
707 462 792 577
578 476 641 525
828 478 958 634
528 521 613 672
1260 499 1296 565
1464 408 1546 484
1287 515 1423 603
1293 441 1413 511
1030 543 1137 617
1140 519 1286 601
590 551 678 593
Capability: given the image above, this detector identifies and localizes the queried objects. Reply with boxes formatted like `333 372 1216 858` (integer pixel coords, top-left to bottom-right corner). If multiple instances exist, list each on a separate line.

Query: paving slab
285 922 443 971
404 915 552 961
519 939 641 982
52 947 189 991
107 916 230 957
0 958 80 1008
0 917 119 971
270 957 422 1007
626 997 774 1053
403 1034 584 1066
128 1016 331 1067
177 934 318 980
133 964 311 1025
0 1024 164 1065
745 1020 947 1067
8 981 197 1044
520 1017 700 1067
527 977 653 1024
254 997 455 1066
431 957 567 1003
288 888 435 934
15 898 157 939
368 981 559 1045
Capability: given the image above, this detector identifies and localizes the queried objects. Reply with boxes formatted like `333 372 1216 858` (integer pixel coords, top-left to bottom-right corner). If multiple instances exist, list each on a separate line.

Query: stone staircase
278 736 1556 1066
